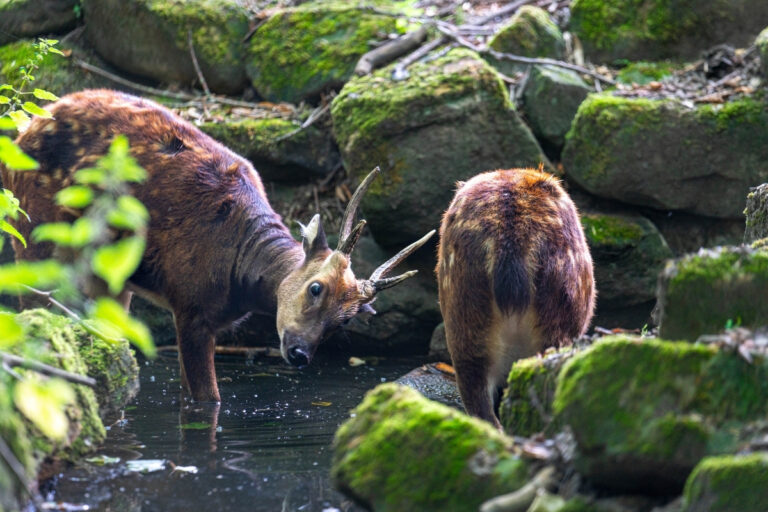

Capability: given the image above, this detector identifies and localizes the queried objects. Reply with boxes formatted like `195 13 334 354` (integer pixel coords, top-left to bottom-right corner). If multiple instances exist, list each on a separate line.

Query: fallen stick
391 35 448 80
0 351 96 387
354 26 428 75
187 29 211 96
157 345 283 359
479 466 557 512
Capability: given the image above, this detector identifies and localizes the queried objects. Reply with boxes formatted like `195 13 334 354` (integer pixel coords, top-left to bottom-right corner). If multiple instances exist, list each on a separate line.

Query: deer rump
437 168 595 430
2 89 434 402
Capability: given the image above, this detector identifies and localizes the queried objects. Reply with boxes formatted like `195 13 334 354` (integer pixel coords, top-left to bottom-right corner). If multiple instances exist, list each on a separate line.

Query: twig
527 385 552 426
0 352 96 387
73 58 267 109
187 30 211 96
157 345 283 359
354 26 428 75
473 0 534 26
0 436 41 506
273 102 331 143
480 466 557 512
392 36 448 80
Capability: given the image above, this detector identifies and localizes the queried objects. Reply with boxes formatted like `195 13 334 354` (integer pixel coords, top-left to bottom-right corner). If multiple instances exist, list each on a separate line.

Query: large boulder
83 0 249 94
682 453 768 512
521 65 591 151
200 117 340 182
570 0 768 62
332 383 531 512
246 3 402 104
582 212 672 309
0 0 78 46
332 48 548 247
563 94 768 219
657 246 768 341
744 183 768 243
554 336 768 493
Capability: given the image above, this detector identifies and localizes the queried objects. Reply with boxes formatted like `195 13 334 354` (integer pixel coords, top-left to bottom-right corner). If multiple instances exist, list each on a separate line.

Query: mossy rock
570 0 768 62
83 0 248 94
0 39 114 96
758 28 768 78
245 3 403 103
521 65 591 151
0 378 34 512
499 348 575 437
744 183 768 243
486 6 565 76
616 61 674 86
657 246 768 341
200 116 340 182
332 383 531 511
0 0 78 46
332 48 548 247
682 453 768 512
582 212 672 308
563 94 768 219
554 336 768 493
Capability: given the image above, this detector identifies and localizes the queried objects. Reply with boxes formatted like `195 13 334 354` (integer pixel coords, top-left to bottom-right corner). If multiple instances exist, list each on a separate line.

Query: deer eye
308 282 323 297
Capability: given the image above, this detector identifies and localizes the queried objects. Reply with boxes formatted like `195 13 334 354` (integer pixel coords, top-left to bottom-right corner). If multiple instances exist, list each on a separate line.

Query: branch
0 436 41 506
472 0 534 26
479 466 557 512
354 26 428 75
391 35 448 80
187 30 211 96
273 102 331 143
0 352 96 387
157 345 282 359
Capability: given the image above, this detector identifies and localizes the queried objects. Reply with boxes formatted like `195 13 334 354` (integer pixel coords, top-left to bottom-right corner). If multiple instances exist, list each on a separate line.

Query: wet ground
45 354 428 512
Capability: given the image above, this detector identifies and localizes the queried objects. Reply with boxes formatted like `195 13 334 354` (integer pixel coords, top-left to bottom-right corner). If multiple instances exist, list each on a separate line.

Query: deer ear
300 214 328 256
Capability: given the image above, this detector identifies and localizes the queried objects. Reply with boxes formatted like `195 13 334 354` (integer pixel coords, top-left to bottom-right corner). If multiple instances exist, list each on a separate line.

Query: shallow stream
46 354 425 511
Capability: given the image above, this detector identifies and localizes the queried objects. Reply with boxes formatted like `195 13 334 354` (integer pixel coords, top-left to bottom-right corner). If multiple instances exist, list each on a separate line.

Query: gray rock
396 363 461 409
745 183 768 243
83 0 248 94
0 0 78 45
429 323 449 360
759 28 768 78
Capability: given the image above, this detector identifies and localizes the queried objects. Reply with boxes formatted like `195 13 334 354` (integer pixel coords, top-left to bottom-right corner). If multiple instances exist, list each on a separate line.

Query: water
46 354 425 512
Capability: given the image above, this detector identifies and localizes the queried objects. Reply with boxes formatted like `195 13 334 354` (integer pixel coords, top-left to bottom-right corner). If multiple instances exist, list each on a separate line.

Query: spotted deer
2 89 434 403
437 168 595 429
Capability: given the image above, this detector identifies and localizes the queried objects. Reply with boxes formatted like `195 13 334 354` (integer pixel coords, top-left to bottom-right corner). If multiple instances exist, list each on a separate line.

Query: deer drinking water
437 168 595 430
2 89 434 403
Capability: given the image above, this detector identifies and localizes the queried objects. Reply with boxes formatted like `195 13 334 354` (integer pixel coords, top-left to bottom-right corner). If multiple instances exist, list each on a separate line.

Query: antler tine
370 229 436 282
338 219 366 255
337 166 381 251
373 271 418 291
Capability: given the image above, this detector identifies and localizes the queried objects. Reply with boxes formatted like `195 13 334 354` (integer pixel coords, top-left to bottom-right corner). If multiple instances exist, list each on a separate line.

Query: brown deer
2 89 434 403
437 168 595 430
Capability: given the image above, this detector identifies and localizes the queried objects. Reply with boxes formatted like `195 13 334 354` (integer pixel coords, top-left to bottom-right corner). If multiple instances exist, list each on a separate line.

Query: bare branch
0 436 41 506
392 35 448 80
273 102 331 143
472 0 534 26
355 26 428 75
188 29 211 96
0 352 96 387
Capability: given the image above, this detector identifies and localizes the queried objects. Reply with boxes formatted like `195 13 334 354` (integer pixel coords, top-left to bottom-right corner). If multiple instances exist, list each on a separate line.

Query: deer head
276 167 435 367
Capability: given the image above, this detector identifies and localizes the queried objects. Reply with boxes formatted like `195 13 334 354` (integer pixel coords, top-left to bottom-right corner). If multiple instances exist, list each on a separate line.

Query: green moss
683 454 768 511
332 383 530 511
581 213 644 247
616 61 674 85
246 3 403 103
488 5 564 59
0 377 34 512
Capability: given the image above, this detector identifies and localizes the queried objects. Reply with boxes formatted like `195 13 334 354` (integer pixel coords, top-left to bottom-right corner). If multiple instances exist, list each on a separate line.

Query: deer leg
174 314 220 403
451 351 501 430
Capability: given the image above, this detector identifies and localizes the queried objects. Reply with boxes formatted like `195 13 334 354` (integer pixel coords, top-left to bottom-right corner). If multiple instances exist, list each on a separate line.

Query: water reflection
47 354 423 511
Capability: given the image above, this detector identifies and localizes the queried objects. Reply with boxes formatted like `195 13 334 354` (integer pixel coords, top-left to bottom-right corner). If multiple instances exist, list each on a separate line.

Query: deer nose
287 346 310 367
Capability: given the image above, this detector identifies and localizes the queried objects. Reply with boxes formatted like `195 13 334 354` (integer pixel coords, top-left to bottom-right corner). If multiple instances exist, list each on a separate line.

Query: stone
395 363 461 409
199 117 340 182
758 28 768 78
245 3 402 104
563 94 768 219
332 383 531 512
744 183 768 243
428 323 449 360
83 0 249 94
581 212 672 308
332 48 548 247
554 336 768 493
570 0 768 62
682 453 768 512
521 65 591 151
656 246 768 342
486 6 565 76
0 0 78 46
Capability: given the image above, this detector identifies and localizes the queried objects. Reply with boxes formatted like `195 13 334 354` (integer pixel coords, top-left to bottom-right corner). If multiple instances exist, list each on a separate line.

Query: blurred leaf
32 218 94 248
0 85 12 91
107 195 149 231
89 297 155 357
125 459 165 473
69 217 95 247
21 102 52 119
73 166 106 185
8 110 29 131
0 117 15 130
86 455 120 465
0 312 24 348
48 47 65 56
56 185 93 209
0 96 9 104
0 189 28 220
32 89 59 101
92 237 144 294
0 260 65 293
103 135 146 182
178 422 210 430
0 219 26 248
14 376 75 441
43 39 59 45
0 136 38 170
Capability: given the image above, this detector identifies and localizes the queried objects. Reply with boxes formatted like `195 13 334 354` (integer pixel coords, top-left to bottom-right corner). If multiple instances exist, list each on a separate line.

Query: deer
436 168 595 430
1 89 435 403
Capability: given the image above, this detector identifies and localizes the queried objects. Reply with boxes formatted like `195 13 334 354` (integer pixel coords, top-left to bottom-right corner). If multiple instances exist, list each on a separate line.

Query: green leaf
91 237 145 294
14 376 75 441
89 297 155 357
107 195 149 231
0 96 10 104
8 110 30 131
56 185 93 209
0 117 15 130
178 422 211 430
86 455 121 466
48 47 65 56
33 219 94 247
0 219 26 248
103 135 146 182
0 85 12 91
44 39 59 45
0 136 38 170
32 89 59 101
21 101 53 119
0 312 24 349
0 260 66 293
73 166 106 185
69 217 96 247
